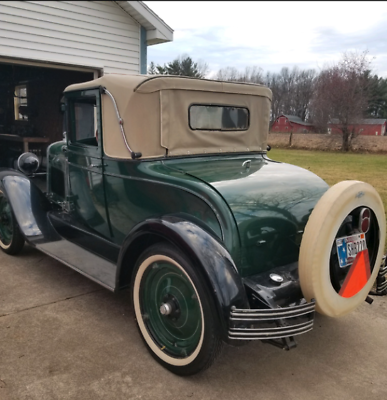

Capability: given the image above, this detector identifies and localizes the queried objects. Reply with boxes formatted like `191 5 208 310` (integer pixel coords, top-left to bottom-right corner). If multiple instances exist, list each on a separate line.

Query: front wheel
132 243 223 375
0 189 24 255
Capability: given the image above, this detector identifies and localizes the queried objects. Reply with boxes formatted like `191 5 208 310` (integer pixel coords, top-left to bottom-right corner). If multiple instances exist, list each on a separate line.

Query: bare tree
265 71 284 122
310 51 371 151
216 66 264 84
293 69 317 121
264 67 316 123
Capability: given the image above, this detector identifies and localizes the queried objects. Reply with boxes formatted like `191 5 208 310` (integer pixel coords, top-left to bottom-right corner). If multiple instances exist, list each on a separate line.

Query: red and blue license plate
336 233 367 268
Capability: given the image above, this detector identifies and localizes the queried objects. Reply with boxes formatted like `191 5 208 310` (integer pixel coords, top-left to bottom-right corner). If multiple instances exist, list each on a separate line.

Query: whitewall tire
132 243 223 375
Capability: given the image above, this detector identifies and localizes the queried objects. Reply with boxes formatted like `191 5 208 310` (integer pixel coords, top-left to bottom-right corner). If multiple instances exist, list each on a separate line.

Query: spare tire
299 180 386 317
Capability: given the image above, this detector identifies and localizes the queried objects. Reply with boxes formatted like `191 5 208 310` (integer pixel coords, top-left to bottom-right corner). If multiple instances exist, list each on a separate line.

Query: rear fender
117 215 249 342
0 169 59 245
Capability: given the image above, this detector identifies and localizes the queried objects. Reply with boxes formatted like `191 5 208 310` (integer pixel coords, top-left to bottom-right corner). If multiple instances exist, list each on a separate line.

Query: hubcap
160 302 173 316
140 261 202 358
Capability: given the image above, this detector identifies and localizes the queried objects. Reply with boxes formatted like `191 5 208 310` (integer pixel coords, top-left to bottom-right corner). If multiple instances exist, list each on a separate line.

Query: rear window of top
189 105 249 131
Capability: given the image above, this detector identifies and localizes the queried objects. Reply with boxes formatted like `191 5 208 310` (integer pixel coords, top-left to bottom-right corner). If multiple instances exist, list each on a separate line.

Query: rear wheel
0 189 25 255
132 243 223 375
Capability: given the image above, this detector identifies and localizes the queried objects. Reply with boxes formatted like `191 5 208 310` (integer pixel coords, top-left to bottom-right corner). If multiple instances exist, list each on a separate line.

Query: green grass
270 148 387 251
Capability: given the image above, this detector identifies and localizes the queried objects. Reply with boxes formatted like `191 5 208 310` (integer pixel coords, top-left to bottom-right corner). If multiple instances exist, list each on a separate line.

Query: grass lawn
269 148 387 251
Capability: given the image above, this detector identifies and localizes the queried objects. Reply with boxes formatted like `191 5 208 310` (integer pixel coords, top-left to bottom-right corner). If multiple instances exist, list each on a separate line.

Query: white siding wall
0 1 141 74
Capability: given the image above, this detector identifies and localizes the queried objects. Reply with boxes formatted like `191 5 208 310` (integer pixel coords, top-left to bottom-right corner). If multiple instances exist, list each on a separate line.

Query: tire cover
299 180 386 317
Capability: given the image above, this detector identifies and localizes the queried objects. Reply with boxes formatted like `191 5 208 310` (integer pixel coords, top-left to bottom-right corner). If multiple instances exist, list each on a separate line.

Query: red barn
328 119 387 136
271 114 315 133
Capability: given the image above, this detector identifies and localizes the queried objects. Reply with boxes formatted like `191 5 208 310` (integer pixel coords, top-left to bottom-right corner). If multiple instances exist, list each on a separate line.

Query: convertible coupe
0 74 385 375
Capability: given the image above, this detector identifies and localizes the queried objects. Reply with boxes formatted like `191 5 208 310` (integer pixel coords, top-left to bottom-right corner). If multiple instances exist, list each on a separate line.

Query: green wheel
0 189 24 255
132 243 222 375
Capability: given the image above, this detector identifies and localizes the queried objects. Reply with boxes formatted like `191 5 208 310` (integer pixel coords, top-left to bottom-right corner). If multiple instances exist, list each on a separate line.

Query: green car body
47 140 329 277
1 74 385 375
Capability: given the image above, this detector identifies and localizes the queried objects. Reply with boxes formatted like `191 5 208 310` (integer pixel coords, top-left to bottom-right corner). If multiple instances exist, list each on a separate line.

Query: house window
14 84 28 121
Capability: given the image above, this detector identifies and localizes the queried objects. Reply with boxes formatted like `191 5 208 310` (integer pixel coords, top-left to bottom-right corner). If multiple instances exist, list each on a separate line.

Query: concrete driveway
1 245 387 400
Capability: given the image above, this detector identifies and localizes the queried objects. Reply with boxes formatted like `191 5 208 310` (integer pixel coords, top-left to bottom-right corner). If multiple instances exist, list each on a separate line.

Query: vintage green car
0 75 386 376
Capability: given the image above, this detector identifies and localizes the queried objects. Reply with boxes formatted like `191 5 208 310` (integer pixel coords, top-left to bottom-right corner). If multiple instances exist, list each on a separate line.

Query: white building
0 1 173 163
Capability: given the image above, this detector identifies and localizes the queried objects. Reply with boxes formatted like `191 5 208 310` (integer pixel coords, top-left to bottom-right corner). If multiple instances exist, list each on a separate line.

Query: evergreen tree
147 55 207 78
366 72 387 118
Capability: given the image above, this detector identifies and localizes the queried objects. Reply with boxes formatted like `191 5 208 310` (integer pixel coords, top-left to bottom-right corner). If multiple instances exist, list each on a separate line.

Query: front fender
0 169 58 245
117 215 249 342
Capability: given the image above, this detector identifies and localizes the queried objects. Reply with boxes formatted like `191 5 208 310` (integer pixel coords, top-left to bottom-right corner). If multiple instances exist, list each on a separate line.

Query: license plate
336 233 367 268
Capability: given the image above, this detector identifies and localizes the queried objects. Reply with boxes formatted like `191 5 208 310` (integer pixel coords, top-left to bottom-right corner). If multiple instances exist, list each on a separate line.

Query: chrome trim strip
230 303 315 319
229 320 313 333
378 266 387 276
377 280 387 291
228 326 314 340
232 301 314 313
230 309 314 321
228 301 315 340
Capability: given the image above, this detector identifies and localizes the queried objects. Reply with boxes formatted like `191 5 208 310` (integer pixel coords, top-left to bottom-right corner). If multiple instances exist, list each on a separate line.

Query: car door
65 89 111 240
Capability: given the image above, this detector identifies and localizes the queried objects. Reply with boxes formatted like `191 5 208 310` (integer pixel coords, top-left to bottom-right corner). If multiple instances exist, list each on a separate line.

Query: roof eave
115 1 174 45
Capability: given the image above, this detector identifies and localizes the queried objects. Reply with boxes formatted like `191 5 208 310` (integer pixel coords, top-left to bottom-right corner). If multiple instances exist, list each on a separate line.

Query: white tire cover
299 180 386 317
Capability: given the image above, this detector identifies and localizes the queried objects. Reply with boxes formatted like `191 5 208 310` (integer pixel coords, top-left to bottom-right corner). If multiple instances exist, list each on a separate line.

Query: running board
37 240 117 291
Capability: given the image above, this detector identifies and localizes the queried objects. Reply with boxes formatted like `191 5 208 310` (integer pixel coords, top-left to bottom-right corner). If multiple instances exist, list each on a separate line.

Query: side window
68 90 100 146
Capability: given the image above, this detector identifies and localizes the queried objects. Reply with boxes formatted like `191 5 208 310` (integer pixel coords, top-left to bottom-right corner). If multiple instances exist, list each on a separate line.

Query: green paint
164 154 329 275
0 192 12 245
140 260 202 357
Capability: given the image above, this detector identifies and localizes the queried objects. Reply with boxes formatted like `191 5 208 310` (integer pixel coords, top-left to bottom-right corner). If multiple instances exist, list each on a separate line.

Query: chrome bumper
371 255 387 295
228 300 315 340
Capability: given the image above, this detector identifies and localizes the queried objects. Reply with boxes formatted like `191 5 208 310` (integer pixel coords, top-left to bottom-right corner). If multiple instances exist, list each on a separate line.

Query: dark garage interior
0 62 93 169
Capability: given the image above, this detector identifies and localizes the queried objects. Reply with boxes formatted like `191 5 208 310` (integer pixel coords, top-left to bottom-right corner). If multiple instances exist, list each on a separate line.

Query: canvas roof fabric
65 74 272 159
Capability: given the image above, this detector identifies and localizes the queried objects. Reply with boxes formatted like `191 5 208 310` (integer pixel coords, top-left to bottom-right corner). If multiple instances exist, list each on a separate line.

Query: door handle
90 164 103 168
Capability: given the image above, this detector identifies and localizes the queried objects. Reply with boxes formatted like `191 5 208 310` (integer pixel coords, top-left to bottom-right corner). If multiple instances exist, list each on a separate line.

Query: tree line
149 52 387 151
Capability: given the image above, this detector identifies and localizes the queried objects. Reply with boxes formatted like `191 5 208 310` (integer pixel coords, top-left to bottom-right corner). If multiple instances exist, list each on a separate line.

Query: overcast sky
144 1 387 78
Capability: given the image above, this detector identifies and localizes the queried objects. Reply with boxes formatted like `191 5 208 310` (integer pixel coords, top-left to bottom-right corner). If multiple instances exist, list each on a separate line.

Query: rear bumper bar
371 255 387 295
228 300 315 340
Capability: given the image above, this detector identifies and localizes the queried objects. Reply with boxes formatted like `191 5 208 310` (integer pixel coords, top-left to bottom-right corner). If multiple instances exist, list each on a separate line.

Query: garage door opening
0 62 94 169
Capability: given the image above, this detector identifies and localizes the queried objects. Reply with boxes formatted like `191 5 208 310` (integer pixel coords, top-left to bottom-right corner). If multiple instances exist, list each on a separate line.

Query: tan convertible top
65 74 272 159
